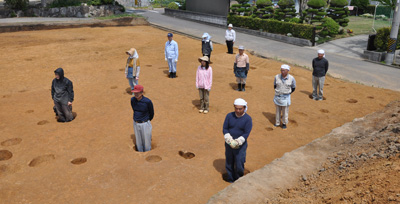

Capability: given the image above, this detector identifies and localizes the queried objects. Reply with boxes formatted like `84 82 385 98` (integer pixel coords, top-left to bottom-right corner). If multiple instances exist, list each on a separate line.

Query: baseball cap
167 33 173 37
132 85 144 93
238 45 245 50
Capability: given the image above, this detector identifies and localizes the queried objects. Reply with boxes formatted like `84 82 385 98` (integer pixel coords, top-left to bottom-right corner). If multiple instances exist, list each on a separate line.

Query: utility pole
385 0 400 65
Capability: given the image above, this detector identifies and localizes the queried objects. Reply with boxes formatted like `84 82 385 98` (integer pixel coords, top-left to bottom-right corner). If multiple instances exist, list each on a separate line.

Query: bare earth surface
0 26 399 204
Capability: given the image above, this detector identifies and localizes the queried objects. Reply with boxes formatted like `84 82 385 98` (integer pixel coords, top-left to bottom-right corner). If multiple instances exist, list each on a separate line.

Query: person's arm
51 80 55 100
148 100 154 121
164 43 167 60
223 114 233 144
312 58 315 69
208 67 213 91
225 30 228 40
274 77 277 89
325 59 329 74
236 117 253 145
233 30 236 43
210 41 213 51
291 77 296 94
196 67 200 89
175 42 179 61
67 80 74 104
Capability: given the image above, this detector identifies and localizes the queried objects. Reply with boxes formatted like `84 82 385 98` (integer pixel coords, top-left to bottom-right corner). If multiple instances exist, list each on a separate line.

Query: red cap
132 85 144 93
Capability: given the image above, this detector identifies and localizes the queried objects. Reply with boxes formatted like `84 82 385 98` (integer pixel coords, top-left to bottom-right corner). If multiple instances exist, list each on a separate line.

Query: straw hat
198 56 212 63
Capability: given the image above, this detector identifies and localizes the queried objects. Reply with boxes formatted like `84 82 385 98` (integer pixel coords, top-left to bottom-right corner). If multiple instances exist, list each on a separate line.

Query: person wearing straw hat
312 49 329 101
223 98 253 183
131 85 154 152
196 56 213 114
125 48 140 92
225 24 236 54
273 64 296 130
233 46 250 92
165 33 179 78
201 33 213 61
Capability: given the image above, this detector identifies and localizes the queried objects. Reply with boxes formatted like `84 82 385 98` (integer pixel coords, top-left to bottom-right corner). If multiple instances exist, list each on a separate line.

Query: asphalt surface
0 9 399 91
133 8 400 91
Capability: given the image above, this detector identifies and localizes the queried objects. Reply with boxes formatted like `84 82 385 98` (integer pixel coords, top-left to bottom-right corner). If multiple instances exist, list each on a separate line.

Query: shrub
257 0 272 7
5 0 29 10
307 0 327 8
289 17 303 23
167 2 179 9
320 17 339 36
303 0 326 26
374 27 400 51
327 0 349 27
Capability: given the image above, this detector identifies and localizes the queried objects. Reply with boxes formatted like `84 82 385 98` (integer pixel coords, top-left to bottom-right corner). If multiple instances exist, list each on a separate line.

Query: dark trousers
54 101 74 122
203 53 211 61
226 40 234 54
225 143 247 182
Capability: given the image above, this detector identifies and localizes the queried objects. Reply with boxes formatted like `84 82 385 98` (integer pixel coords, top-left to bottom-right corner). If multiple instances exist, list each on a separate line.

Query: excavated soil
0 26 399 204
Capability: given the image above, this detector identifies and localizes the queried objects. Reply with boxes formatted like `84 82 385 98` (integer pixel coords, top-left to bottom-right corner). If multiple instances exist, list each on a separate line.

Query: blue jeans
167 58 177 73
225 142 247 182
128 77 138 90
133 121 152 152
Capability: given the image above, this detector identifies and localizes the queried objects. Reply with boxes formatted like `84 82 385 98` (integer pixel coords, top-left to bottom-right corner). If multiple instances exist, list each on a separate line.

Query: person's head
317 49 325 59
280 64 290 77
228 24 233 30
202 33 209 41
54 67 64 80
132 85 144 100
238 46 245 55
167 33 173 41
198 56 210 69
126 48 136 56
233 98 248 116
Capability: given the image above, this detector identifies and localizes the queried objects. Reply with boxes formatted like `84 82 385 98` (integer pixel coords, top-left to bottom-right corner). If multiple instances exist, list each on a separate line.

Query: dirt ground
0 26 399 204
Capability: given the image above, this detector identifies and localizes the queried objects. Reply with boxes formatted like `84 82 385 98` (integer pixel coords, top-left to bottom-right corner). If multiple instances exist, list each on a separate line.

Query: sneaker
199 110 204 113
203 110 209 114
274 124 280 128
282 124 287 129
317 98 323 101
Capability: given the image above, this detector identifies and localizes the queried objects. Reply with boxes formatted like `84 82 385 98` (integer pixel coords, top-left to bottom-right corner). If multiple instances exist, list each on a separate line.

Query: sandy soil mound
0 26 399 204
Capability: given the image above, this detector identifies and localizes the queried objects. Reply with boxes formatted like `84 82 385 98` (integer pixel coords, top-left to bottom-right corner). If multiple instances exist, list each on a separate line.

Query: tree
376 0 395 10
255 0 274 19
5 0 29 10
274 0 296 21
327 0 350 27
350 0 369 13
302 0 327 29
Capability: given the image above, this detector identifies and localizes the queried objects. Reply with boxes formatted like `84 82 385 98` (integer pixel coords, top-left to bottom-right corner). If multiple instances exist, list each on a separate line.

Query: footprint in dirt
119 68 124 71
179 151 195 159
29 154 55 167
37 120 49 125
1 138 22 147
71 157 87 165
320 109 329 113
0 150 13 161
145 65 152 67
367 96 374 99
26 110 34 113
110 86 118 89
145 155 162 163
250 66 257 70
325 83 330 86
265 127 273 131
288 119 298 127
346 99 358 104
2 95 11 98
295 111 308 117
339 86 346 89
18 90 27 93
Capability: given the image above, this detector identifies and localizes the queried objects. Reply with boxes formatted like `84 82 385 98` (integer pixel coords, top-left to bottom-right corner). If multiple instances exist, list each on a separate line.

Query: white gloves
236 136 245 146
224 133 233 144
175 59 178 62
224 134 245 149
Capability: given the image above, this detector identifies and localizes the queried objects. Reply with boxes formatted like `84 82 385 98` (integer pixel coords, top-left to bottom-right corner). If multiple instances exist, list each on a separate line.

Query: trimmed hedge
374 27 400 51
228 15 315 40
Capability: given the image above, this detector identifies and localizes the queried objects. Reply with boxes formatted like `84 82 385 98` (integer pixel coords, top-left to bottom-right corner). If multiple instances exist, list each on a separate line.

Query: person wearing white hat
201 33 213 61
196 56 213 114
223 98 253 183
225 24 236 54
165 33 179 78
312 49 329 100
273 64 296 130
233 46 250 91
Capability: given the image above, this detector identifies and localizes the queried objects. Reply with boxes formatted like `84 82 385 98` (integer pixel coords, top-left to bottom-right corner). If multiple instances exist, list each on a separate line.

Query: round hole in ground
0 150 13 161
71 157 87 165
145 155 162 163
179 150 195 159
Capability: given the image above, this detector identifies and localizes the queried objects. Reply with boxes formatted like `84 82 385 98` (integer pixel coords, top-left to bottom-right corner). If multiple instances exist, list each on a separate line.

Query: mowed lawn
347 16 392 34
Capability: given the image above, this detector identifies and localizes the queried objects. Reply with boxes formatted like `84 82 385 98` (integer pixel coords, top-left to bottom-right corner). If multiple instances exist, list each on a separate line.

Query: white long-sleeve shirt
225 29 236 42
165 40 179 60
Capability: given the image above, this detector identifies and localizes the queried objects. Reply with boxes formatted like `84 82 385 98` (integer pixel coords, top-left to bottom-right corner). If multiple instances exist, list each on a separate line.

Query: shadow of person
262 112 276 125
229 83 238 90
300 90 313 99
192 99 200 108
130 134 138 151
213 158 229 182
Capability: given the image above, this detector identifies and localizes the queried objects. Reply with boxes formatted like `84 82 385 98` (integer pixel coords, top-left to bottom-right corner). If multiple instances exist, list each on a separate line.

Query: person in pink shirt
196 56 213 114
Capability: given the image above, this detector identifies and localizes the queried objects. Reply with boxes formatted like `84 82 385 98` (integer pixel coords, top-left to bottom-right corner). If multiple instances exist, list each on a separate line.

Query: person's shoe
317 97 323 101
199 109 204 113
242 84 246 92
169 72 172 78
203 110 209 114
237 83 242 91
282 124 287 130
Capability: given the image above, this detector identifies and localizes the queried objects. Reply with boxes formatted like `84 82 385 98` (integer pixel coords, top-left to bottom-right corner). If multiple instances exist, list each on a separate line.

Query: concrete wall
164 8 227 26
116 0 151 7
186 0 230 16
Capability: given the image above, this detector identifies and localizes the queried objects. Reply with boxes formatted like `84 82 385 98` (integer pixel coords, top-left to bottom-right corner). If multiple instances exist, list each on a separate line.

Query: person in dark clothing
312 49 329 101
131 85 154 152
201 33 213 61
223 98 253 183
51 68 74 122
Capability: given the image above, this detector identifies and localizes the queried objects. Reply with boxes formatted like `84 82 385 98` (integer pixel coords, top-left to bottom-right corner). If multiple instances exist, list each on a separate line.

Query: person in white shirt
225 24 236 54
164 33 179 78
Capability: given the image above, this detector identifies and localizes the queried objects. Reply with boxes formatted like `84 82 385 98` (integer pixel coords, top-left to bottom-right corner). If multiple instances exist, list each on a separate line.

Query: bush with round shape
167 2 179 9
320 17 340 36
5 0 28 10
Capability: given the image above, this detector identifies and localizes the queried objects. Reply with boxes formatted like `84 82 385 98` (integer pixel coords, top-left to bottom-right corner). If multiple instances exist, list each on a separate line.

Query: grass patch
346 16 391 34
96 13 143 20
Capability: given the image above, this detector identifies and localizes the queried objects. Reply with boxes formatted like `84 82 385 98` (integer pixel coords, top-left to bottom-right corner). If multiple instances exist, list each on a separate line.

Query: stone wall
3 4 124 18
164 8 227 26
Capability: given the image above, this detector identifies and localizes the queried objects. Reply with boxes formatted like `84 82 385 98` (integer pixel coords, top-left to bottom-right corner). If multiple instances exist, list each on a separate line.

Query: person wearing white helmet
201 32 213 61
273 64 296 130
233 46 250 91
225 24 236 54
312 49 329 101
223 98 253 183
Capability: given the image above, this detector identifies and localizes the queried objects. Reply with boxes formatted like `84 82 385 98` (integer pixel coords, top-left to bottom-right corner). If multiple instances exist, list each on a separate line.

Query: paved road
134 8 400 91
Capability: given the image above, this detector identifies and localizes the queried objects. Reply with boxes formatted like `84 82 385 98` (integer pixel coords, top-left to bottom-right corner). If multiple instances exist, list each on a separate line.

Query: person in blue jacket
223 98 253 183
164 33 179 78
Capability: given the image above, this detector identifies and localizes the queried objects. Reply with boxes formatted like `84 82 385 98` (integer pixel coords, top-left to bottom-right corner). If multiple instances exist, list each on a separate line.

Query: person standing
225 24 236 54
125 48 140 91
223 98 253 183
273 64 296 130
165 33 179 78
233 46 250 92
196 56 213 114
131 85 154 152
201 33 213 61
51 68 74 122
312 49 329 101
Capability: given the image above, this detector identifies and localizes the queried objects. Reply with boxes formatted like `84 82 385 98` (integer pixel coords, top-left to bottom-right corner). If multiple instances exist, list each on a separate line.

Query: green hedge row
228 15 315 40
